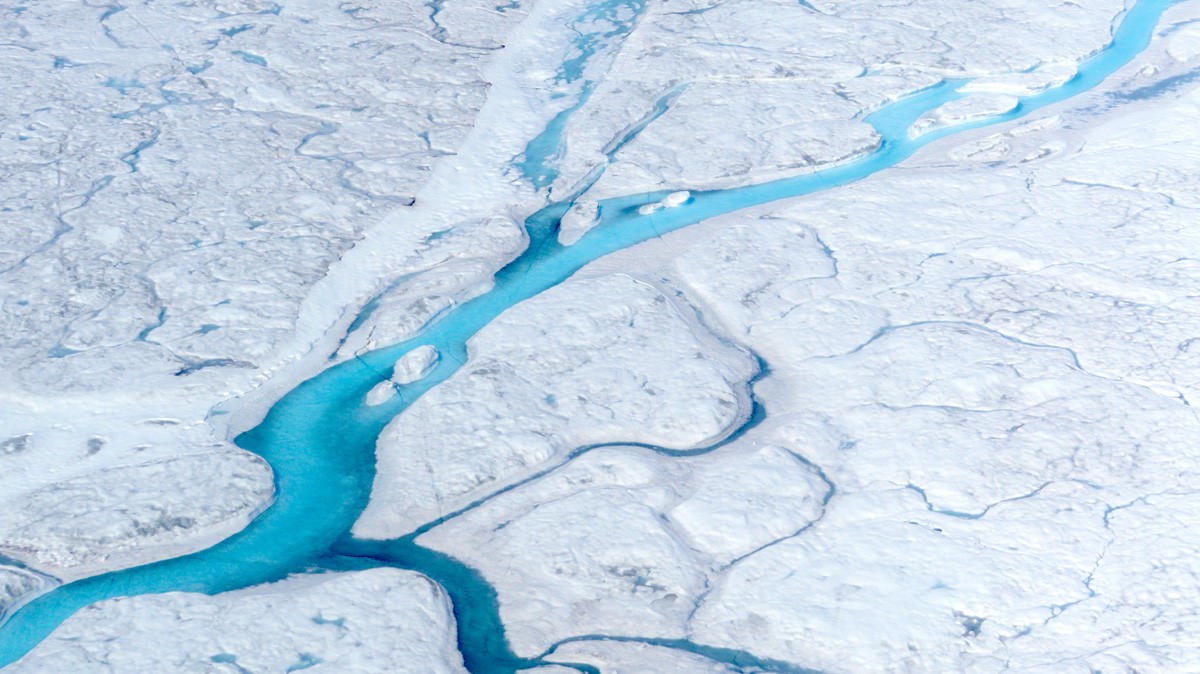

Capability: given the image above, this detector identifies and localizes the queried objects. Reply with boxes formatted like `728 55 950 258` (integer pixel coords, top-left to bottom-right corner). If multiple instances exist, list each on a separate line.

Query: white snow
0 0 565 610
8 0 1200 670
960 62 1078 96
546 0 1127 201
364 383 396 407
545 640 744 673
390 345 440 384
689 487 1111 672
635 191 693 218
333 216 529 361
415 8 1200 670
570 21 1200 671
667 446 828 564
661 191 691 208
6 569 467 674
0 566 56 624
365 346 441 406
910 94 1021 137
0 450 273 581
0 0 536 602
417 444 829 656
354 273 759 540
1167 21 1200 61
557 199 600 246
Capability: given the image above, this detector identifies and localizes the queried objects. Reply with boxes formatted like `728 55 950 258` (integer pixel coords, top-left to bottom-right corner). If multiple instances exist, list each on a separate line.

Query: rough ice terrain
6 569 467 673
354 273 758 539
365 345 441 406
910 93 1020 137
417 444 830 656
0 0 533 611
385 2 1200 671
676 78 1200 669
0 567 55 625
544 640 752 673
0 450 273 580
544 0 1130 202
6 0 1200 671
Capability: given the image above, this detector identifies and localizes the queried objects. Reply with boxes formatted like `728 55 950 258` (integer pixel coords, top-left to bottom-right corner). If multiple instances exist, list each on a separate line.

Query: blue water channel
515 0 647 190
0 0 1177 670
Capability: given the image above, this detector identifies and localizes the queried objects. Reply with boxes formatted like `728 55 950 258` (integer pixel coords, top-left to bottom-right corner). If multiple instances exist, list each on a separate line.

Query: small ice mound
661 190 691 208
557 199 600 246
909 94 1019 138
393 345 439 384
365 381 396 406
960 62 1076 97
1168 23 1200 62
364 345 440 406
636 190 692 216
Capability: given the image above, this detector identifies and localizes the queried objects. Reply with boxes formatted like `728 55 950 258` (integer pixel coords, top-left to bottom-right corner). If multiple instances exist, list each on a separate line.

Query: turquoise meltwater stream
0 1 1178 671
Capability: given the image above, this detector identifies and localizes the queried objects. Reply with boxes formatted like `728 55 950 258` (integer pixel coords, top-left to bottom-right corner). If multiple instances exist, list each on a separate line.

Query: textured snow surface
547 0 1128 201
355 273 758 539
384 6 1200 670
366 345 441 405
910 94 1020 137
0 451 272 580
418 444 829 655
334 216 529 360
557 200 600 246
1 0 500 397
7 569 467 673
0 567 55 624
7 0 1200 670
544 27 1200 671
545 640 746 673
0 0 533 610
960 62 1078 96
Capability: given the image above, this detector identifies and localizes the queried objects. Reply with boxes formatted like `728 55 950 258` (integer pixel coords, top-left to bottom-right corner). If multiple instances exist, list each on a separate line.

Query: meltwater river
0 1 1178 670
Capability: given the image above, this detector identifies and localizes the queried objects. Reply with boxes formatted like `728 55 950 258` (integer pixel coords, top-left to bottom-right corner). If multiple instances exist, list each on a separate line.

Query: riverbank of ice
353 273 758 539
0 0 566 617
5 569 467 673
451 9 1200 669
544 0 1130 203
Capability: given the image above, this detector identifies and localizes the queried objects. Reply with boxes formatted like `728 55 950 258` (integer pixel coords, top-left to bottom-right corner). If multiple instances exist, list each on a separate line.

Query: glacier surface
5 0 1200 671
5 569 467 673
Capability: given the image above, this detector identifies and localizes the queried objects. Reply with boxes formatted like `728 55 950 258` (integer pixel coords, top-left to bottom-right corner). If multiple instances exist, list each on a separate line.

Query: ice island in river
3 0 1200 671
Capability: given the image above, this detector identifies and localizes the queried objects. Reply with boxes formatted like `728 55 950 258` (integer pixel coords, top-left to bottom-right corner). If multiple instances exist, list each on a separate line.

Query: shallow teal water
515 0 647 190
0 1 1177 670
